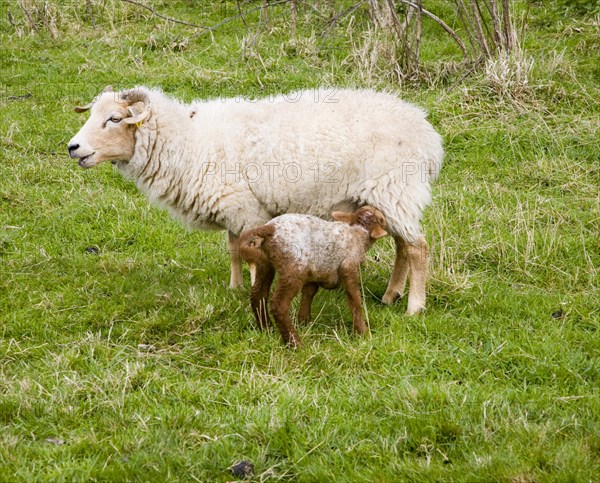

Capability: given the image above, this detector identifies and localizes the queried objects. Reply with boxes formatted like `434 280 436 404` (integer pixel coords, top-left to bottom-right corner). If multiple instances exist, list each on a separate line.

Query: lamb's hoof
382 290 401 305
286 335 302 349
229 280 243 289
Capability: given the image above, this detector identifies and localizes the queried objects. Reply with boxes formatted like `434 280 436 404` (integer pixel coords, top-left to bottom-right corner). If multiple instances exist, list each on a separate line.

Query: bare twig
7 11 16 29
39 2 58 39
261 0 270 27
320 0 365 47
398 2 415 37
120 0 207 29
201 0 292 34
414 0 422 69
397 0 468 57
446 55 484 93
455 0 477 58
474 0 494 50
368 0 402 37
290 0 298 42
119 0 291 36
236 0 249 31
487 0 503 49
469 0 490 57
86 0 96 30
18 0 39 33
400 6 415 74
502 0 514 51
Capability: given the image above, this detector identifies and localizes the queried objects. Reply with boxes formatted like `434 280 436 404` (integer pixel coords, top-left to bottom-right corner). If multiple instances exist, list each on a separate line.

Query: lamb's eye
110 116 122 123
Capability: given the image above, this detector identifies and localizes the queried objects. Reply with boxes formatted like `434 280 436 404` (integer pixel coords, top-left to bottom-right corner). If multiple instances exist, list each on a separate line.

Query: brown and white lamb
238 206 388 347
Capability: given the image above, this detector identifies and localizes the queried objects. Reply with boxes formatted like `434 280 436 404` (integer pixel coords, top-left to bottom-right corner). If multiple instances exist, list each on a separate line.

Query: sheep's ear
102 85 114 93
124 101 150 125
331 211 354 224
74 102 93 113
370 226 388 239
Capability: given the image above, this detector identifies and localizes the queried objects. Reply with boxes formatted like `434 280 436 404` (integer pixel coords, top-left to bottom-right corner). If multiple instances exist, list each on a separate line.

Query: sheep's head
67 86 151 168
332 206 388 240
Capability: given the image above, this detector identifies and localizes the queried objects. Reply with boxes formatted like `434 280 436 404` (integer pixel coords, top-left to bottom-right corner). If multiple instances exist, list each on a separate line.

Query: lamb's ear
248 235 264 248
74 102 93 113
331 211 354 224
124 101 150 125
370 226 388 239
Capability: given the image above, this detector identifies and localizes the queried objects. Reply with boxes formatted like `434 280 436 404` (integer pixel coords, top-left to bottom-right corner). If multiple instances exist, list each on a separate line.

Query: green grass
1 1 599 481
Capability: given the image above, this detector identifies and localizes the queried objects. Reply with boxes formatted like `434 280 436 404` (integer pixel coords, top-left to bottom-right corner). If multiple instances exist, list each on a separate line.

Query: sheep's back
194 89 442 219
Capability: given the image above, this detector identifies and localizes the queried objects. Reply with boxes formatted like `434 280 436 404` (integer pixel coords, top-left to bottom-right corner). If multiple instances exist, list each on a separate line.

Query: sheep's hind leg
340 262 368 335
227 231 243 288
406 235 429 315
297 283 318 324
270 277 304 348
251 262 275 330
382 236 410 305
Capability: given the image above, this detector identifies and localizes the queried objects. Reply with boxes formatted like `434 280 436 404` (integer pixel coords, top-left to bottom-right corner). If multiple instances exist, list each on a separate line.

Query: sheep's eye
109 116 122 123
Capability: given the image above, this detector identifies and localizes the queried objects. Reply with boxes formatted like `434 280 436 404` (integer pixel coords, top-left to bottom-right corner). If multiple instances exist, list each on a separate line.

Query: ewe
68 86 443 314
238 206 388 347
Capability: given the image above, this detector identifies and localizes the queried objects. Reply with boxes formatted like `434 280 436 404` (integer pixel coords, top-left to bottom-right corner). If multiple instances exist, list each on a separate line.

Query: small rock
230 460 254 479
551 308 564 319
45 437 66 445
85 246 100 255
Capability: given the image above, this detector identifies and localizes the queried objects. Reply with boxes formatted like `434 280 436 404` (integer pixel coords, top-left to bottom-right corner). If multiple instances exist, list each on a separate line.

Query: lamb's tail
238 224 275 265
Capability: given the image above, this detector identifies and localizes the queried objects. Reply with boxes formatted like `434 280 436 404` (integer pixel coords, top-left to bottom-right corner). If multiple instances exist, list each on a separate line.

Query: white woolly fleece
117 87 443 242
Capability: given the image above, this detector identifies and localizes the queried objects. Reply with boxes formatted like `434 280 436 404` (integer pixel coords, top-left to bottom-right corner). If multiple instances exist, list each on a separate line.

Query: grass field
1 1 599 481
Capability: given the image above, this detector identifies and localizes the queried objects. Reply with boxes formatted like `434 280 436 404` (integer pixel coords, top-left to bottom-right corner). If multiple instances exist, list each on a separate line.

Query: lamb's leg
227 231 243 288
382 236 410 305
297 283 319 324
406 235 429 315
340 262 367 335
250 262 275 330
270 277 303 348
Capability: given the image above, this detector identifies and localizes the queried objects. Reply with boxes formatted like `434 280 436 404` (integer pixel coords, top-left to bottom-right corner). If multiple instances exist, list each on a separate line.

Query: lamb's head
332 206 388 240
67 86 151 168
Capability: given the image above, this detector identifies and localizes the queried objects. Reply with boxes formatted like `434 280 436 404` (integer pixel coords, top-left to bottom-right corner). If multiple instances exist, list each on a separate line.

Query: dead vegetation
5 1 540 97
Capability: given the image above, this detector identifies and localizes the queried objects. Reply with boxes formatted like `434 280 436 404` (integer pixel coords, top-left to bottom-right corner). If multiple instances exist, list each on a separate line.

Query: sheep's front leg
270 277 304 348
340 262 367 336
227 231 243 288
406 235 428 315
382 236 410 305
250 262 275 330
297 283 319 324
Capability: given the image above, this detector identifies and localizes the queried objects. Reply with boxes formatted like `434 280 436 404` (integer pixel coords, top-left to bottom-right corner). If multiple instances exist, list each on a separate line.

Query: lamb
67 86 443 314
239 206 388 347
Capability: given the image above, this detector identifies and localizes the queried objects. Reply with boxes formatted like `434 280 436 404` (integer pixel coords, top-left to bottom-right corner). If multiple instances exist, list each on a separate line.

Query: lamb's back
266 214 366 275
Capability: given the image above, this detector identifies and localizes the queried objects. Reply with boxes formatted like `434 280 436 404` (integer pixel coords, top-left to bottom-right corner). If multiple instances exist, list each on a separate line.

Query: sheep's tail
427 128 444 182
238 224 276 265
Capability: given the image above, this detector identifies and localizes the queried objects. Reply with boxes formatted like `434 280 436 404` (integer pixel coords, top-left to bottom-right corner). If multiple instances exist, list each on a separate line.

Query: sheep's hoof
405 303 425 316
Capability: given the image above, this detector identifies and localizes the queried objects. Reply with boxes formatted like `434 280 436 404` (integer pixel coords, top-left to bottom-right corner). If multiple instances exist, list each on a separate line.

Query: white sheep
67 86 443 314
